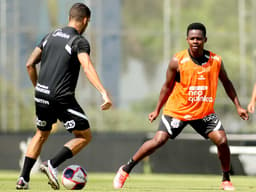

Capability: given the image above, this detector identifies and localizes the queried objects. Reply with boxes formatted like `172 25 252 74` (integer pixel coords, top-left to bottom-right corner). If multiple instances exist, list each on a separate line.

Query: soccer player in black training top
16 3 112 190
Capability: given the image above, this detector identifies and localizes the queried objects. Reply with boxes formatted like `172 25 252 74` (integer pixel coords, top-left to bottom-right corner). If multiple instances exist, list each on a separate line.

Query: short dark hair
69 3 91 21
187 22 206 37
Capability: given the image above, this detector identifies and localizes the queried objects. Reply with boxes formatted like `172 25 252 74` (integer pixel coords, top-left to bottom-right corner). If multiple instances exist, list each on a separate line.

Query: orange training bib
163 49 221 121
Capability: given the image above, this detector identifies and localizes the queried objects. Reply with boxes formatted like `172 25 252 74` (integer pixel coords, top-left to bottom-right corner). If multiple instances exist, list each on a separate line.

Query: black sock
222 171 231 181
20 156 36 182
122 158 138 173
50 146 73 168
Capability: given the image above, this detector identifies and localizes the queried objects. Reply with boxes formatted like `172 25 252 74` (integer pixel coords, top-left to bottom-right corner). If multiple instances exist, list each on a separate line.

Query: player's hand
100 92 112 110
247 102 255 113
148 110 159 123
237 107 249 120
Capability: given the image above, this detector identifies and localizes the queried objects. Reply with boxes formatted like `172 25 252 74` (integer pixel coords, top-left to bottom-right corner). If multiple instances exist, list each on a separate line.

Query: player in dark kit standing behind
113 22 249 191
16 3 112 190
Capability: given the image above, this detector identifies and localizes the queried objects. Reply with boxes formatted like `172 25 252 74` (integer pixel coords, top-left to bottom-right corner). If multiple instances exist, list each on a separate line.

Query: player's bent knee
84 133 92 144
37 135 49 144
35 130 50 143
73 129 92 143
152 136 168 147
215 137 228 147
151 131 169 147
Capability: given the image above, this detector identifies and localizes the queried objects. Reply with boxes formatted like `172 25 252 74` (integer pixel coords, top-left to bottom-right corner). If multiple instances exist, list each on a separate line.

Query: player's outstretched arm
149 57 178 123
78 52 112 110
219 61 249 120
248 83 256 113
26 47 42 87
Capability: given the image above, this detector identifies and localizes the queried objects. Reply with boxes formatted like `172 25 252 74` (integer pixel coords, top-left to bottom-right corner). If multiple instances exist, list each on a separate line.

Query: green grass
1 171 256 191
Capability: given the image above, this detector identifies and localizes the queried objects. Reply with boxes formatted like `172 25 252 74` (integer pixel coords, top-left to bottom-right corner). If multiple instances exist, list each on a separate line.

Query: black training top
36 26 90 100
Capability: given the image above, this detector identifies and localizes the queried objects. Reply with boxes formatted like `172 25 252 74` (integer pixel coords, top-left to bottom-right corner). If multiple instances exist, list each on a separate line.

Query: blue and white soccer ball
61 165 87 190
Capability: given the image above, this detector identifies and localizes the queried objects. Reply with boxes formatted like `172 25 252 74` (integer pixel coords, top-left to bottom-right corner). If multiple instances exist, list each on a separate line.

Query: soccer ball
61 165 87 190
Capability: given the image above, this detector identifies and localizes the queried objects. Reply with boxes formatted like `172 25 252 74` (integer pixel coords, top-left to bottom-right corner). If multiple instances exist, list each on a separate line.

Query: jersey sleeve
36 33 50 50
73 37 91 55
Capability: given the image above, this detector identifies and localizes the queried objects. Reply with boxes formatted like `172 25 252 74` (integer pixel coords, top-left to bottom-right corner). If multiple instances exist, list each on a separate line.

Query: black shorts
35 96 90 132
158 113 224 139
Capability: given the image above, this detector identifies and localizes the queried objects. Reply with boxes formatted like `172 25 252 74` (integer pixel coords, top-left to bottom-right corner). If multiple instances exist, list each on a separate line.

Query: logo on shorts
203 113 217 122
64 120 76 130
171 118 180 128
36 118 47 127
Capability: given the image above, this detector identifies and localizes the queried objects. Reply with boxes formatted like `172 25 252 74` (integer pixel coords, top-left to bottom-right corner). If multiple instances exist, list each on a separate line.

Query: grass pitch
1 171 256 191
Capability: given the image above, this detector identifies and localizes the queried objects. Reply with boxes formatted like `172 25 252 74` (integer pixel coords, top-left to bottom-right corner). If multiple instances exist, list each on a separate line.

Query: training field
2 171 256 192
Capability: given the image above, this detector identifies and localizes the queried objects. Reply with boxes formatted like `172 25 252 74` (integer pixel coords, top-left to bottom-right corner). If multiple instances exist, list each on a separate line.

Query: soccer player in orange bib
113 22 248 191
